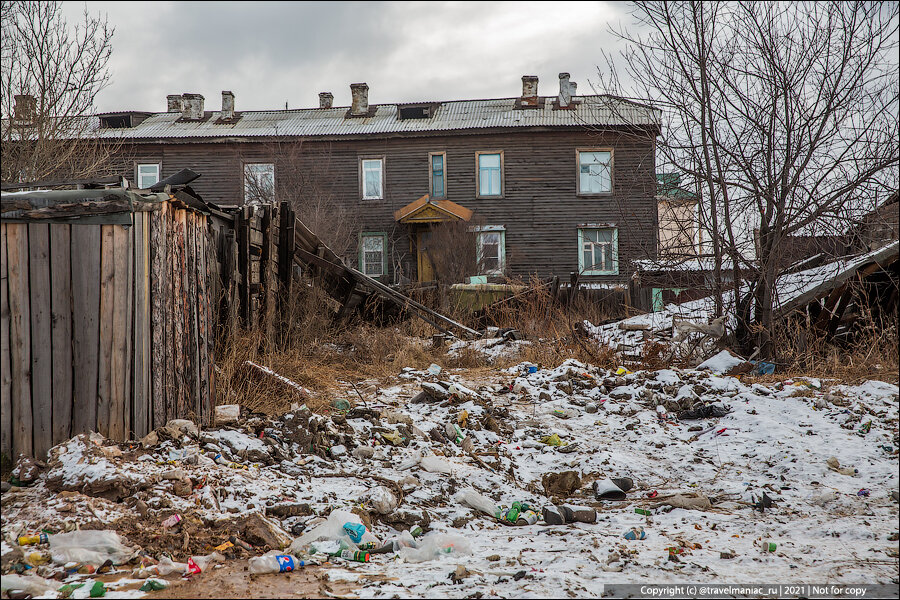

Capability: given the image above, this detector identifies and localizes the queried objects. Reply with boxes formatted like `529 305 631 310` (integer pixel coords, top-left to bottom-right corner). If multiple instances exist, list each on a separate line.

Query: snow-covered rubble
2 360 898 597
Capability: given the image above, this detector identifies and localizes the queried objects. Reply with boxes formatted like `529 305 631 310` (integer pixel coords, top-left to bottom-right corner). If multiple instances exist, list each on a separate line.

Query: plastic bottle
338 549 370 562
17 533 49 546
248 554 305 574
161 514 182 529
187 552 224 574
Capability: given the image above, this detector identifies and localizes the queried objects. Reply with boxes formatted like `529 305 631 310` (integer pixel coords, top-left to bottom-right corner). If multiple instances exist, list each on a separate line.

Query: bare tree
599 1 899 359
1 0 117 183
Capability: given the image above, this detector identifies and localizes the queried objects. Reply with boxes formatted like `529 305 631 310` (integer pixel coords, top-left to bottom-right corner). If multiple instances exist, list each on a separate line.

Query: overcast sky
60 1 632 113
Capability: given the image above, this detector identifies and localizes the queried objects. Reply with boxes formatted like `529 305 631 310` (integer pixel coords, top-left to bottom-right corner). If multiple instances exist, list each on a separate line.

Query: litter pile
2 359 898 597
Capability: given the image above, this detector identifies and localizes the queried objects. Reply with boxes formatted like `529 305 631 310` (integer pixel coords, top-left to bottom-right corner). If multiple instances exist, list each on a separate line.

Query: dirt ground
151 563 359 599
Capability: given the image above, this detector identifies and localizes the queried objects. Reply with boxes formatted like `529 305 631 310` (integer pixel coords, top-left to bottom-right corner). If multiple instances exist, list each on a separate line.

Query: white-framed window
476 151 503 197
361 157 384 199
244 163 275 205
136 163 160 189
475 226 506 275
577 149 612 194
578 227 618 275
429 152 446 198
359 232 386 277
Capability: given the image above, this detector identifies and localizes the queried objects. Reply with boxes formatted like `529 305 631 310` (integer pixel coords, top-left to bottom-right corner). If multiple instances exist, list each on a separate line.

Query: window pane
479 153 500 169
479 169 492 195
362 160 383 198
362 236 384 276
579 151 611 193
244 163 274 204
138 164 159 188
490 169 501 195
432 154 443 172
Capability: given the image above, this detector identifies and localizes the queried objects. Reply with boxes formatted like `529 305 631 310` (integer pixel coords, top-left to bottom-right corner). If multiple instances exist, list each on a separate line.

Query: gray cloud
61 1 632 113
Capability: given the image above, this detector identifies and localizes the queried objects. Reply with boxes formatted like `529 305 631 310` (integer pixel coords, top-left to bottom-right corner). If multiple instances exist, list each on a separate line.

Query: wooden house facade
94 75 661 286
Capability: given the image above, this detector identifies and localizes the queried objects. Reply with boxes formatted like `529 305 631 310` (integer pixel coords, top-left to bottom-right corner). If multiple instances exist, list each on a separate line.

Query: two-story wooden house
93 74 660 285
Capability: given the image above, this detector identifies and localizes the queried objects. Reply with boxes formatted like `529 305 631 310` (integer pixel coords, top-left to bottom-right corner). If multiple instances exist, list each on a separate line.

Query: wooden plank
164 206 176 422
7 225 32 457
108 225 129 440
1 224 13 457
28 224 52 458
134 211 152 436
96 225 116 438
173 209 187 419
49 225 73 446
196 215 209 425
203 218 216 424
186 211 200 421
149 205 166 430
71 226 100 437
123 221 134 439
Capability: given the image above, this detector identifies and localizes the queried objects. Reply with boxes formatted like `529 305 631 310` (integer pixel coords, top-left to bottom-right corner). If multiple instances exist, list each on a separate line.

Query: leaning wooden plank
49 225 73 446
96 225 116 438
28 224 52 458
1 224 13 457
244 360 311 400
7 225 33 457
71 226 100 437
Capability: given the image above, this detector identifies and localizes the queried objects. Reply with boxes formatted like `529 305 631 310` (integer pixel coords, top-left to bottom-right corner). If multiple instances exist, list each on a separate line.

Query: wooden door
416 229 434 283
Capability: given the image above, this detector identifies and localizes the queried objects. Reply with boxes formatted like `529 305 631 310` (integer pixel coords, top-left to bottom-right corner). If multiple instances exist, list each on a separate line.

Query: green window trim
475 150 504 198
577 227 619 275
359 232 388 279
429 152 446 198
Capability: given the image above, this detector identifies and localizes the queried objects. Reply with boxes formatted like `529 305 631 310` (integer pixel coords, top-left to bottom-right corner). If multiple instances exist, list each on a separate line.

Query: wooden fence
1 189 214 460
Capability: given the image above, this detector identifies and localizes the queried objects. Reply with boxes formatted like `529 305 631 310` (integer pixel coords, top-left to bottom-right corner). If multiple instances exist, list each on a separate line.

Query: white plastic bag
367 486 398 515
49 530 137 565
0 574 62 595
420 455 453 474
454 489 499 517
289 509 362 554
398 533 471 563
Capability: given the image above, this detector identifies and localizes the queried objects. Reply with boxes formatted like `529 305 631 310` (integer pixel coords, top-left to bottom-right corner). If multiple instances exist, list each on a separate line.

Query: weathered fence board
50 225 72 444
71 226 100 437
7 225 33 457
1 223 12 457
28 224 52 458
97 224 116 438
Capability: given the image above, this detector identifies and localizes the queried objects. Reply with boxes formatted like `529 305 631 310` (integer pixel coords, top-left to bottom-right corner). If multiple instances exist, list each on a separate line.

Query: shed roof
81 95 660 141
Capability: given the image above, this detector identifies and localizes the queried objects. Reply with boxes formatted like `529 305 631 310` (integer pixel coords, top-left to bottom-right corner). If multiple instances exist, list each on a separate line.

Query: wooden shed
1 186 215 461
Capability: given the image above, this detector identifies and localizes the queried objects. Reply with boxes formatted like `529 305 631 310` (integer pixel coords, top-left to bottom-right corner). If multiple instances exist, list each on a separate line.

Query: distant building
69 74 662 285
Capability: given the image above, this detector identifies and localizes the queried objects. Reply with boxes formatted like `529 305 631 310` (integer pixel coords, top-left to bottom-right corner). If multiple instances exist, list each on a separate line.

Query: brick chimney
558 73 577 108
349 83 368 116
318 92 334 109
181 93 204 120
521 75 539 107
13 94 35 121
167 94 182 112
221 90 235 119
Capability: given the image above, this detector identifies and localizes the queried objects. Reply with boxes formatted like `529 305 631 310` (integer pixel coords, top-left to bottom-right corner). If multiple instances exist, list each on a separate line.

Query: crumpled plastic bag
49 530 138 565
1 574 62 595
289 510 362 554
454 489 499 517
398 532 471 563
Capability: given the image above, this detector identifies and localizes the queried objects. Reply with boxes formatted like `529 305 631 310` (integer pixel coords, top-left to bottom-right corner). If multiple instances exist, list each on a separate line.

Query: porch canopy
393 194 472 224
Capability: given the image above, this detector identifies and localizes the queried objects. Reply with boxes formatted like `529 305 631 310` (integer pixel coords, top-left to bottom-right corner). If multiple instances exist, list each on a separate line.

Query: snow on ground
2 360 898 598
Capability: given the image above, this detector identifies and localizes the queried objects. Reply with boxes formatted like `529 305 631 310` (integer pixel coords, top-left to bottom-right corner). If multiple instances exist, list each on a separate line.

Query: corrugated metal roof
85 96 660 140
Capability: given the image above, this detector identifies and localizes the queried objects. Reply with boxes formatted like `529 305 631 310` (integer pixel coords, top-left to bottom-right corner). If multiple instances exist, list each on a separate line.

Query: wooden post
28 224 52 457
7 225 33 457
71 226 100 438
49 225 73 446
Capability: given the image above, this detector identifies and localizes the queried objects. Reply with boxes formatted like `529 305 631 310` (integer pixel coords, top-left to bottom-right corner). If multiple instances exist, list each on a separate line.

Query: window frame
577 226 619 275
135 162 161 189
243 162 276 205
474 225 506 276
359 155 385 200
575 148 614 196
475 150 504 199
428 151 447 198
358 231 388 279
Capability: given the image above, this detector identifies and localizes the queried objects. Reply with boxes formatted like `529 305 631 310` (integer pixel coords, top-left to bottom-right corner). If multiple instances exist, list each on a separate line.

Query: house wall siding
115 128 657 283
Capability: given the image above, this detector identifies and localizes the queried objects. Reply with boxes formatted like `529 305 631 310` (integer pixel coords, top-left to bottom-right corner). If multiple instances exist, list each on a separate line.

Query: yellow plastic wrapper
540 433 562 446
